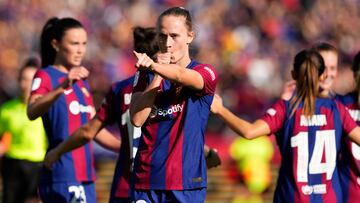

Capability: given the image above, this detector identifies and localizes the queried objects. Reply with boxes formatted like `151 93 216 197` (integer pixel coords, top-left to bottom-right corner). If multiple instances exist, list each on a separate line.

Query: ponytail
290 49 325 117
40 17 59 68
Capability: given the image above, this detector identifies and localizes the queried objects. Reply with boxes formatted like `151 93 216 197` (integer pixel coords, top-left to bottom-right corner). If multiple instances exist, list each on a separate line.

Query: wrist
60 79 70 90
149 62 155 72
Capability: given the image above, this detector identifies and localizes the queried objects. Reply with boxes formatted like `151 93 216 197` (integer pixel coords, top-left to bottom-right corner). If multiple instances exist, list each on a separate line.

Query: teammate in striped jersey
211 49 360 203
336 51 360 203
130 7 218 203
28 17 119 203
43 25 166 202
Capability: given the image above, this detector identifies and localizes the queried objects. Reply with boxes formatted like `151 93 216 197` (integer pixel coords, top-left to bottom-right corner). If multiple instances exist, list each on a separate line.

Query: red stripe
115 176 130 197
165 101 186 189
77 80 96 180
135 122 158 189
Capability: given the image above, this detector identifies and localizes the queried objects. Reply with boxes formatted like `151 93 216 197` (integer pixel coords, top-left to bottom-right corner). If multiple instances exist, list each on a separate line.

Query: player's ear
51 39 59 52
186 31 194 45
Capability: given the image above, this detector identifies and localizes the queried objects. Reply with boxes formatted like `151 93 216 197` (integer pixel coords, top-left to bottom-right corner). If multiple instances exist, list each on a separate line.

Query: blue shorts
133 188 206 203
39 181 96 203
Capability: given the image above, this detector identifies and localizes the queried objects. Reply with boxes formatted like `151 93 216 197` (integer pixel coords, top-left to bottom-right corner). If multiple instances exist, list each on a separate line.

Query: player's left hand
43 148 60 170
206 148 221 169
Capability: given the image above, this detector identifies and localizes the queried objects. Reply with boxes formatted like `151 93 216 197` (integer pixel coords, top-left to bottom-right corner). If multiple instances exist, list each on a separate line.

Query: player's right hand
133 51 154 71
62 66 89 89
43 148 61 170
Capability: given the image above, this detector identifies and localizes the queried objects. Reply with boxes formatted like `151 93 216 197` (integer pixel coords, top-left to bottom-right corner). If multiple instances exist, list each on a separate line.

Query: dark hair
156 7 193 32
18 56 41 81
40 17 84 67
352 51 360 105
290 49 325 116
312 42 338 54
133 26 159 58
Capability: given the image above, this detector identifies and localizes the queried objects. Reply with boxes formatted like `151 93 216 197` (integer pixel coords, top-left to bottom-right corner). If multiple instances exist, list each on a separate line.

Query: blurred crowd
1 0 360 131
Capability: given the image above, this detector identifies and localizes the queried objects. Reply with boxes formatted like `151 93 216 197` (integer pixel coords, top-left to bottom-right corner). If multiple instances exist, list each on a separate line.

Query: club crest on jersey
149 104 184 118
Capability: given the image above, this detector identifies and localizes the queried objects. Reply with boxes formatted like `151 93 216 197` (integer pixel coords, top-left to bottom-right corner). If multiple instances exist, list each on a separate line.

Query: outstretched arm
44 116 119 169
133 51 204 90
94 128 121 153
211 94 271 139
27 67 89 120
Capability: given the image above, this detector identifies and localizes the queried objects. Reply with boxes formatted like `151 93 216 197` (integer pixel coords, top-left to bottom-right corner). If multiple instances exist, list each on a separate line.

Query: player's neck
53 64 70 73
177 55 191 69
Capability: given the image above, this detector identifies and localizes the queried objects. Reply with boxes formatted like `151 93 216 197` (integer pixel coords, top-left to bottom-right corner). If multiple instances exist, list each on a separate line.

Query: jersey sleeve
193 64 218 96
30 70 52 96
97 85 117 125
132 71 149 94
336 101 357 134
260 99 286 134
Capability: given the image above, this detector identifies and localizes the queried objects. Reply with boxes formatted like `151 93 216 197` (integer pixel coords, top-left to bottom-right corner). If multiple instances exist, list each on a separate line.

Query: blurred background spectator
1 0 360 202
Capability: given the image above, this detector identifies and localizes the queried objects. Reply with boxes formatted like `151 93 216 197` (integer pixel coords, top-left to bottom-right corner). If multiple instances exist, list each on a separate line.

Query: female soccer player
211 49 360 202
43 26 163 203
130 7 218 203
336 51 360 203
282 42 339 100
27 17 119 203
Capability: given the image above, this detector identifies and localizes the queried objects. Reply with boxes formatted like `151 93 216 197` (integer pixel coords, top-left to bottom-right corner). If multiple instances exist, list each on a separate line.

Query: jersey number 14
291 129 336 182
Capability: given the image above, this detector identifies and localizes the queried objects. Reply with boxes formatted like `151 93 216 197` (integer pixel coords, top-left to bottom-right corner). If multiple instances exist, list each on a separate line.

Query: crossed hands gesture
61 66 89 89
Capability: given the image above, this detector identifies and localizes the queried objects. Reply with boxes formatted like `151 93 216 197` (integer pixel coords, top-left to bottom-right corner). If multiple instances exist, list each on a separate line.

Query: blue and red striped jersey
336 92 360 203
132 60 218 190
30 66 96 183
97 76 141 198
261 97 357 203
